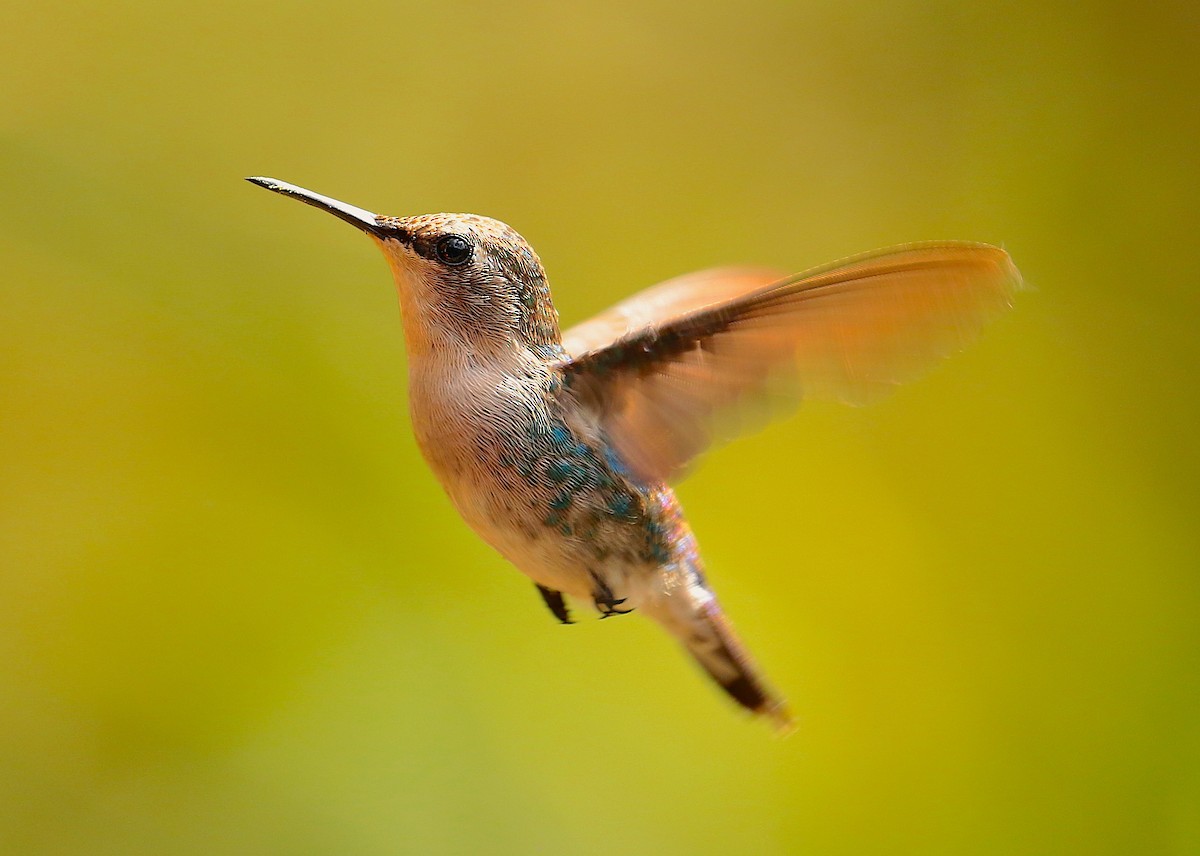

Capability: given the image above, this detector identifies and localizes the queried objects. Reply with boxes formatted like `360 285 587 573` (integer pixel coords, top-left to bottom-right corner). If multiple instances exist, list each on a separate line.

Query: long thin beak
246 176 394 238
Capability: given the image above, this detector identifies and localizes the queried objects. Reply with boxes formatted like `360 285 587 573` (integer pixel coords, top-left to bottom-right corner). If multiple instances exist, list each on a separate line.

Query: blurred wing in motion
562 267 787 355
561 243 1022 484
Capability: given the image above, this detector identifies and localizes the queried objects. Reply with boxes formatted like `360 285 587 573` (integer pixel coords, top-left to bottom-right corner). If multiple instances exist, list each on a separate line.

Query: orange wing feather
561 243 1022 484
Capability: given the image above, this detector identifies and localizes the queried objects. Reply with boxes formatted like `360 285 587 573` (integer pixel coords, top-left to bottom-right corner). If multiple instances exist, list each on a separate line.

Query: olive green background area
2 2 1197 854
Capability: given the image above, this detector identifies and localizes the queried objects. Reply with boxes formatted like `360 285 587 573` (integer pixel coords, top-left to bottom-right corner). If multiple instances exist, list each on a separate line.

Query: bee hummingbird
248 176 1021 730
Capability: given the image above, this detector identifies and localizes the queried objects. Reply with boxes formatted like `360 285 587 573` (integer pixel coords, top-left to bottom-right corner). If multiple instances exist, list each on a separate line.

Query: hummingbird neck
514 272 565 357
387 263 563 364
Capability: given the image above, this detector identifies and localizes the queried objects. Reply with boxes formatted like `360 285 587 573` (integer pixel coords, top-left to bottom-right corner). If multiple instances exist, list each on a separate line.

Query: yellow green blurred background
3 1 1198 853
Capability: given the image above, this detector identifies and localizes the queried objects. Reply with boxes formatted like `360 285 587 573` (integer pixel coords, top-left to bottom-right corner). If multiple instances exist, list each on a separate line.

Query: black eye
435 234 472 266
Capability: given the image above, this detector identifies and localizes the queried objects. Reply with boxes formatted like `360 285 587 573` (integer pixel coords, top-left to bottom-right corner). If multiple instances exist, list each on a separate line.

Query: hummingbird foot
598 603 634 619
536 584 574 625
590 572 635 619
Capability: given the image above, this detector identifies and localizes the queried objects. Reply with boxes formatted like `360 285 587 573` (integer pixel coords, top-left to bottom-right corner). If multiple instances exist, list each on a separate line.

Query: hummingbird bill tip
245 175 386 237
247 176 317 197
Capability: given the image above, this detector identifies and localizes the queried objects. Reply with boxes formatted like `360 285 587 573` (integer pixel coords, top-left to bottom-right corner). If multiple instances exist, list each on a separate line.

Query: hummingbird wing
560 243 1021 484
561 266 788 355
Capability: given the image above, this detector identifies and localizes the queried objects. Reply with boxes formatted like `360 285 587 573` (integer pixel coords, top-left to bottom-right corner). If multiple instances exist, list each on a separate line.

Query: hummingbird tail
693 601 793 733
649 576 793 733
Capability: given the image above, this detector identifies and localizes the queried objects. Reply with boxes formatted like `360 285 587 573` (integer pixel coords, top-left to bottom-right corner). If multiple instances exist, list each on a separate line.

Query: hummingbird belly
408 365 675 604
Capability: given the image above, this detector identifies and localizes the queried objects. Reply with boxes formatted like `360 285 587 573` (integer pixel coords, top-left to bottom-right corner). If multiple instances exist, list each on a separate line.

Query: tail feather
691 599 793 733
646 569 792 733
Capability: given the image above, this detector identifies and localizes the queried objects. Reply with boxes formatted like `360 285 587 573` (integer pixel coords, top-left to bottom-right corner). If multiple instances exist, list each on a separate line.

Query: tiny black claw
590 572 634 618
536 584 573 624
599 604 634 619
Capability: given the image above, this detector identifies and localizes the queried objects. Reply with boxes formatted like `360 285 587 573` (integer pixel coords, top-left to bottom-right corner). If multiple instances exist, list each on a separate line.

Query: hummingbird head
248 177 562 359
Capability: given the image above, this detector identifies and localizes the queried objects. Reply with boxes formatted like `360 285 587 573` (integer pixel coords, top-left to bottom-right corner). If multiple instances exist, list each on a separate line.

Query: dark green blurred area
2 1 1198 853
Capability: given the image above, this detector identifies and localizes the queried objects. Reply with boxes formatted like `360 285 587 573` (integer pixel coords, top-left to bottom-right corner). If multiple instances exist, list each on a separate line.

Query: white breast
406 355 597 598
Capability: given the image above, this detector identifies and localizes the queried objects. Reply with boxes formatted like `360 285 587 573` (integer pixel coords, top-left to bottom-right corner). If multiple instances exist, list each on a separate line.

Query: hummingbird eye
435 234 473 266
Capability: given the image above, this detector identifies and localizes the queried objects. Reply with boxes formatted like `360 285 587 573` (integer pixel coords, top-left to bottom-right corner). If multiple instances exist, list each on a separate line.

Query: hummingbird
247 176 1021 730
